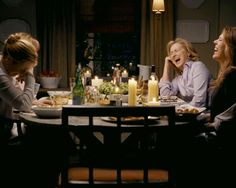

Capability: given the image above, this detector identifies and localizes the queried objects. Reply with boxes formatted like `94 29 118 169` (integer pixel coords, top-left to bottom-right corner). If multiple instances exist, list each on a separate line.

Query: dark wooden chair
60 105 176 187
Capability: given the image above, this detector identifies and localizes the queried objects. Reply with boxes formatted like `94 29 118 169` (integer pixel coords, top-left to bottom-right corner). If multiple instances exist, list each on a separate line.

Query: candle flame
150 75 155 81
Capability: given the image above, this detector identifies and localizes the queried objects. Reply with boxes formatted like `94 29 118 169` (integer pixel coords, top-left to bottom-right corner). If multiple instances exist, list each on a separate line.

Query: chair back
61 105 176 187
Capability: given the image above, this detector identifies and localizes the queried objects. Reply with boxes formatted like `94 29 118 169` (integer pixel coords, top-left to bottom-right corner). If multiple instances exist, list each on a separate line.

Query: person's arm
189 62 211 107
208 102 236 130
0 72 35 112
159 57 179 96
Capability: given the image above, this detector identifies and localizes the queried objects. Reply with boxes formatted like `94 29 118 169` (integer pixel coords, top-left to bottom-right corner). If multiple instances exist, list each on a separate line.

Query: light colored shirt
0 61 35 119
159 60 212 107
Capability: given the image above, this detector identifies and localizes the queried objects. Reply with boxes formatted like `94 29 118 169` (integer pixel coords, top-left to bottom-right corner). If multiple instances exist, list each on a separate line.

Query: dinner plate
101 116 159 124
31 105 62 118
175 104 206 115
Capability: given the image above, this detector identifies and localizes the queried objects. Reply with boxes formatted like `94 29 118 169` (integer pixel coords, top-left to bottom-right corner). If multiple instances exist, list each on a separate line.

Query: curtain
140 0 174 78
35 0 76 88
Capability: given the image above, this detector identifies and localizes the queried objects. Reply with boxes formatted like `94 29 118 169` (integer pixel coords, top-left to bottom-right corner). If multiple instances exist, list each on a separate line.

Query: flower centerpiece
98 81 128 105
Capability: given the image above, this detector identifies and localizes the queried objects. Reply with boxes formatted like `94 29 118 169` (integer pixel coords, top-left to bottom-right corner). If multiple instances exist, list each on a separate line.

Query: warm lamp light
152 0 165 14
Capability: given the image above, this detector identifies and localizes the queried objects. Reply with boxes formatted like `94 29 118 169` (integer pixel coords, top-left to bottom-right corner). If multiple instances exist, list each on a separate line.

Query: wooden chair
60 105 176 187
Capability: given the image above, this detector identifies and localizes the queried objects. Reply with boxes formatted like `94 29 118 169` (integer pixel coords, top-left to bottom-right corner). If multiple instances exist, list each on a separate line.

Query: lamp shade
152 0 165 14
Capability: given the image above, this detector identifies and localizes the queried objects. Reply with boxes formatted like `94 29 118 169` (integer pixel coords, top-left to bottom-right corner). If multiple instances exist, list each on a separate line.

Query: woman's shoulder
191 60 207 67
189 60 210 73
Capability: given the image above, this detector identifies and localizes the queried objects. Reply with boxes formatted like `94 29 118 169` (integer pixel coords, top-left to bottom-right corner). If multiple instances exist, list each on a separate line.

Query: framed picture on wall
176 19 209 43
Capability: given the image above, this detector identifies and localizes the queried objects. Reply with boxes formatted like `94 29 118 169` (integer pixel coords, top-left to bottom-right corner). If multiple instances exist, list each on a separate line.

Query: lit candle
114 86 120 93
92 76 103 88
121 70 128 78
148 76 158 102
145 97 160 106
128 78 137 106
84 70 91 78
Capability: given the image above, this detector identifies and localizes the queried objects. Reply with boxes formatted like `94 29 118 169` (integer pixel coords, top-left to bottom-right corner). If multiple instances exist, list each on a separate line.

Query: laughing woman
159 38 212 107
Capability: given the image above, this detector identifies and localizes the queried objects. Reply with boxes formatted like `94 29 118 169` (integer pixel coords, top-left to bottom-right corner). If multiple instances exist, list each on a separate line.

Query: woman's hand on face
165 57 183 75
16 67 34 82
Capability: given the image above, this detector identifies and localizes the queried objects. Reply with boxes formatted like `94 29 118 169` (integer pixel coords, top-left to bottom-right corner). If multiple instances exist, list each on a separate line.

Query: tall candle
148 76 158 102
128 78 137 106
92 76 103 88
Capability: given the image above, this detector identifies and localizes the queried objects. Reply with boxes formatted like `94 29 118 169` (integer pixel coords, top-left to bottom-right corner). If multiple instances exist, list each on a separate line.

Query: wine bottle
72 64 85 105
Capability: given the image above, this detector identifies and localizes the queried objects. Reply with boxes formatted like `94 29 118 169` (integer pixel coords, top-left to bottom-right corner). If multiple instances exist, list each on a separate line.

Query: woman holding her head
0 32 38 187
159 38 212 107
0 32 37 120
0 32 66 188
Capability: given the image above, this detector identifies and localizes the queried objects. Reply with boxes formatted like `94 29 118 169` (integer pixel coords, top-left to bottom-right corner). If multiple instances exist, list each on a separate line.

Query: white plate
31 105 62 118
176 104 206 114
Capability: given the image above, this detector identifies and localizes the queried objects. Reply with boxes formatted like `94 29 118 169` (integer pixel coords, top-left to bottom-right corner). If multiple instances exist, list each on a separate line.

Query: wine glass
69 77 76 92
34 83 40 99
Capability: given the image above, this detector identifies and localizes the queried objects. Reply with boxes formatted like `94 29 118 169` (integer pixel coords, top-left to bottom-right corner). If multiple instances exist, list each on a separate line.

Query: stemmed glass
69 77 76 92
34 83 40 99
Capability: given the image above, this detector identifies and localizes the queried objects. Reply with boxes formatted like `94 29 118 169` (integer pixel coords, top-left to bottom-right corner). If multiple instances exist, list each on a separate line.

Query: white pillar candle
128 78 137 106
121 70 128 78
84 70 91 78
92 76 103 88
148 76 158 102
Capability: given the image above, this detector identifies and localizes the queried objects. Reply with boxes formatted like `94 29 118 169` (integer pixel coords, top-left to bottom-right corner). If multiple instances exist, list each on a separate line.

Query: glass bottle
72 64 85 105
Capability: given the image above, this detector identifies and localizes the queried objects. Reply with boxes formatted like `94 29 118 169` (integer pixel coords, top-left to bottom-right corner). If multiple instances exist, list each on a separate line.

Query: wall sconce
152 0 165 14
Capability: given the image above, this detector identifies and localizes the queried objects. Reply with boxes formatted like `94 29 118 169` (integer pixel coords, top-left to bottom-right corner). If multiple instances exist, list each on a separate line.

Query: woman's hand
166 58 183 75
16 67 34 82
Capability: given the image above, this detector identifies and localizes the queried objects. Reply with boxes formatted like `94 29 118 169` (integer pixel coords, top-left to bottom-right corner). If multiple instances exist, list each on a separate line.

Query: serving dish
31 105 62 118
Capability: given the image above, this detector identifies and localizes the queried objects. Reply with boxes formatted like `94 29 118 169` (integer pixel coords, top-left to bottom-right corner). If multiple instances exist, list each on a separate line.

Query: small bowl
39 76 61 89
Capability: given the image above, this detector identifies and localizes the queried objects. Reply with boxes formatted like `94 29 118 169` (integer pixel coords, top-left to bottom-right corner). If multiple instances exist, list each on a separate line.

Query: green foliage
98 82 113 95
99 82 128 95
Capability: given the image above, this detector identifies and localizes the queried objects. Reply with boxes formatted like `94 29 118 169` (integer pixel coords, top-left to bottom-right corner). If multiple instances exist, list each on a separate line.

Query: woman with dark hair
208 26 236 124
179 26 236 188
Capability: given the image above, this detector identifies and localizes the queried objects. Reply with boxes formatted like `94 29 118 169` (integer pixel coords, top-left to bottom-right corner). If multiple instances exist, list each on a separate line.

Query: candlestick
128 78 137 106
148 76 158 102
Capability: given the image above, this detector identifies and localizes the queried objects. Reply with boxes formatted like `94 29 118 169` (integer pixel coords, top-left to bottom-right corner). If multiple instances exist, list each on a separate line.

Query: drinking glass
69 77 76 92
34 83 40 99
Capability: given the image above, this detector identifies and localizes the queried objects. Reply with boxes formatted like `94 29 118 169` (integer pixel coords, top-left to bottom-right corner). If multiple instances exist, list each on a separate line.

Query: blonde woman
0 32 38 119
159 38 212 107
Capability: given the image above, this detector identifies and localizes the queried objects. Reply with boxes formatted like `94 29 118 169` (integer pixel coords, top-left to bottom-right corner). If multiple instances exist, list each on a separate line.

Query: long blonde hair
211 26 236 88
166 37 199 61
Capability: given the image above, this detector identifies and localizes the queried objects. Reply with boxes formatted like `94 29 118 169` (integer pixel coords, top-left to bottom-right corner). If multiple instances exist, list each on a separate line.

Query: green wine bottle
72 64 85 105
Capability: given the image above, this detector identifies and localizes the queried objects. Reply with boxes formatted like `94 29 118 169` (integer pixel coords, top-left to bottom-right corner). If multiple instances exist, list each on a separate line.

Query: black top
210 68 236 121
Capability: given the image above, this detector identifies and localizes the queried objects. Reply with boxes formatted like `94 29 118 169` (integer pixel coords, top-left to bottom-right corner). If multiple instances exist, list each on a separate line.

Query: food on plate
160 96 178 102
176 107 199 114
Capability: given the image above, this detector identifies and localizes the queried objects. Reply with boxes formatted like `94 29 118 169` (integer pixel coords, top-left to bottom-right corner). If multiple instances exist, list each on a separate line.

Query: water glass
34 83 40 99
